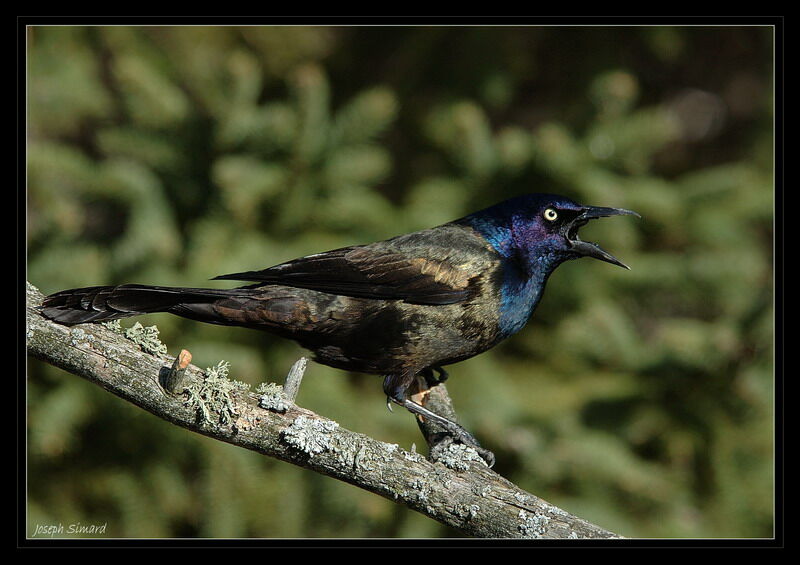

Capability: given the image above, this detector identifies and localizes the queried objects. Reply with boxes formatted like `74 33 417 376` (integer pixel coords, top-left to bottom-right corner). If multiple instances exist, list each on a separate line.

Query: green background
26 25 774 538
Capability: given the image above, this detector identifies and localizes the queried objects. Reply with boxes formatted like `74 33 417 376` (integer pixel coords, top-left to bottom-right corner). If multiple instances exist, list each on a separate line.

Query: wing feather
213 242 477 305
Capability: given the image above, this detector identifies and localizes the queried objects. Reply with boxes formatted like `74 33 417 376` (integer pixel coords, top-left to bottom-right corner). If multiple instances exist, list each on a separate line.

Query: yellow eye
543 208 558 221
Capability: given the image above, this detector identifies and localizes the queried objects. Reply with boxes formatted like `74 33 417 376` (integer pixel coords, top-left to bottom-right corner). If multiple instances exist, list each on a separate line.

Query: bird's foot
476 446 495 468
419 366 449 388
392 396 495 467
430 366 449 384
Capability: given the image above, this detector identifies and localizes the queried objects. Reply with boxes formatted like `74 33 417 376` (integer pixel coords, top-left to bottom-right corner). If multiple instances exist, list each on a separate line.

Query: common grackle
40 193 638 465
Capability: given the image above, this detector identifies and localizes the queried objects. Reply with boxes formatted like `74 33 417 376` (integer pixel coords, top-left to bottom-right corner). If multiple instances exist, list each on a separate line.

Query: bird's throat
496 252 556 339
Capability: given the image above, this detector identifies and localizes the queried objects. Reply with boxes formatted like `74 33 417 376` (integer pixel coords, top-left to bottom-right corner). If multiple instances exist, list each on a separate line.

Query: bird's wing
212 240 479 305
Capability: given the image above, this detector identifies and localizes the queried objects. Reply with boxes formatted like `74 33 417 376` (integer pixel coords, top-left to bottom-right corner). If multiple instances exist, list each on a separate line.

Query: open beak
566 206 640 270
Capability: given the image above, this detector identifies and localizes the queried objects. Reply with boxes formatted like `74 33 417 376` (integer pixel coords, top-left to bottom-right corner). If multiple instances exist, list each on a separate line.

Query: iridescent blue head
460 193 639 271
457 193 639 337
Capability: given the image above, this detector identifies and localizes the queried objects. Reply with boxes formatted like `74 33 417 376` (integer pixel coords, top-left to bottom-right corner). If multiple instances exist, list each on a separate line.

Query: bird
40 193 639 465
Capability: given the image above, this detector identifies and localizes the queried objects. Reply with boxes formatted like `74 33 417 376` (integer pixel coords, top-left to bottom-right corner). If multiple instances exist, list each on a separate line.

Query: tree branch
25 281 621 539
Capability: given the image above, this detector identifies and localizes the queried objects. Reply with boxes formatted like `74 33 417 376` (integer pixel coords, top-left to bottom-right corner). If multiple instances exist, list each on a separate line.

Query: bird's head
462 193 640 272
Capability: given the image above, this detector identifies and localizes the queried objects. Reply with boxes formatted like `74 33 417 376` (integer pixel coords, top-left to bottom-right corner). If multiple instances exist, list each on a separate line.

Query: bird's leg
395 396 481 445
418 368 436 389
383 372 494 467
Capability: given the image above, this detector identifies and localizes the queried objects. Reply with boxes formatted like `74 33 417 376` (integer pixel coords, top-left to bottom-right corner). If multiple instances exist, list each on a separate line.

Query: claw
476 446 496 468
396 397 495 467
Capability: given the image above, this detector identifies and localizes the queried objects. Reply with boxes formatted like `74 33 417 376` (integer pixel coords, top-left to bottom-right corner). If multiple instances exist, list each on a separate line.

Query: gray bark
25 281 621 539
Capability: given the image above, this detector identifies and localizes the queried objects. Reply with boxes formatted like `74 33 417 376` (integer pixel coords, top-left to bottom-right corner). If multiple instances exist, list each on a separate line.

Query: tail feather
40 284 248 325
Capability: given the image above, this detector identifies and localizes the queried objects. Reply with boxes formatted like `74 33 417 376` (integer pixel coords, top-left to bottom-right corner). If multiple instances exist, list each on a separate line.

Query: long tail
39 284 254 326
